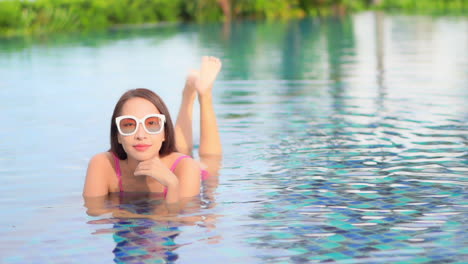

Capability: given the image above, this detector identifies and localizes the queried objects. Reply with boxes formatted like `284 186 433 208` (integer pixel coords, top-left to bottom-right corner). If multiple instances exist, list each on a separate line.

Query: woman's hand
134 157 179 187
134 156 180 203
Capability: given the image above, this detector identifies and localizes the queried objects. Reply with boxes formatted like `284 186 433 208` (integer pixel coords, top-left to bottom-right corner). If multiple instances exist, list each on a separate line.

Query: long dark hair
109 88 177 160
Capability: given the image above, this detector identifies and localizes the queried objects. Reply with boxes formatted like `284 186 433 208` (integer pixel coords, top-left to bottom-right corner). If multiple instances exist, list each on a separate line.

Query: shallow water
1 12 467 263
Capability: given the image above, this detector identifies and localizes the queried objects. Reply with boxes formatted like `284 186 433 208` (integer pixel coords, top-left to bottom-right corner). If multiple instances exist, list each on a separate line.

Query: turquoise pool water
1 12 467 263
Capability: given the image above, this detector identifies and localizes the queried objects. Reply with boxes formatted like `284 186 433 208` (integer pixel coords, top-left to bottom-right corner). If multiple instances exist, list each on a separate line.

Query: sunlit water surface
1 12 467 263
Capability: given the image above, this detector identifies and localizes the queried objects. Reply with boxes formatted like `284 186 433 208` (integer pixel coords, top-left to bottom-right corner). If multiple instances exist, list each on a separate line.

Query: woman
83 56 222 205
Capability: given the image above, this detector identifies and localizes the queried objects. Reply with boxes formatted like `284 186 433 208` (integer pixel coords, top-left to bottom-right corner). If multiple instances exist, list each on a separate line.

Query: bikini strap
165 155 208 198
201 169 209 181
170 155 191 172
111 152 123 193
170 155 210 180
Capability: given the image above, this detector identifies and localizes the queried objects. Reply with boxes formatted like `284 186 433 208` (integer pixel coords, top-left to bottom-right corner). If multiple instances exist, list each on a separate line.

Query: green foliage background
0 0 466 36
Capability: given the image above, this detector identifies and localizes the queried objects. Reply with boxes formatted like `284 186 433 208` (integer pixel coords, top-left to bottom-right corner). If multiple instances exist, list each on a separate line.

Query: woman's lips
133 144 151 152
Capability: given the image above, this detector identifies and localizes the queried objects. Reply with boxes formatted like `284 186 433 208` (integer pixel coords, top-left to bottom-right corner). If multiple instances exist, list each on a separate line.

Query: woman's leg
174 56 222 174
196 56 222 157
174 70 199 156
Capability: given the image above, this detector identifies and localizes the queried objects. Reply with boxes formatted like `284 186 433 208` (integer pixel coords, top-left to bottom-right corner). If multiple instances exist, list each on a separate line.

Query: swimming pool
1 12 467 263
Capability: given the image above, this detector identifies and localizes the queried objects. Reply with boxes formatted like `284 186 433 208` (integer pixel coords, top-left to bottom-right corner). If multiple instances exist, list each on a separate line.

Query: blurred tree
1 0 465 37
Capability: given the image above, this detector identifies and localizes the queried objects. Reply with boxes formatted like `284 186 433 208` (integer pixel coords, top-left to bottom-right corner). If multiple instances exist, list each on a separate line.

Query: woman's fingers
134 167 150 176
133 157 176 187
134 160 155 174
135 163 149 171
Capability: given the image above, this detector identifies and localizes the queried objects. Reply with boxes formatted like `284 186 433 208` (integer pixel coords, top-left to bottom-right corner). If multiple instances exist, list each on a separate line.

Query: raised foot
197 56 222 96
183 69 200 97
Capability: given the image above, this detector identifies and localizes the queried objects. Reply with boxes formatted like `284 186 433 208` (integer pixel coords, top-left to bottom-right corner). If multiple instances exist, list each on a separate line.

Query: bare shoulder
83 152 115 197
169 153 201 197
86 152 116 182
178 155 199 170
169 152 200 176
88 152 114 168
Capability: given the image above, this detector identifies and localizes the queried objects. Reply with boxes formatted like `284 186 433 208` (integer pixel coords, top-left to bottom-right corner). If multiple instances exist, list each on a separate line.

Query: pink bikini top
111 152 209 197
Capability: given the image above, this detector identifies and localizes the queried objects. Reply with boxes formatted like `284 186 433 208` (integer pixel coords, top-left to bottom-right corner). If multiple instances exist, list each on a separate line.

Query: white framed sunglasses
115 114 166 136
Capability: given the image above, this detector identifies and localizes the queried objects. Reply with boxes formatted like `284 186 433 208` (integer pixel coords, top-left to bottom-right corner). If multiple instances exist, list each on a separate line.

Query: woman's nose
135 122 147 138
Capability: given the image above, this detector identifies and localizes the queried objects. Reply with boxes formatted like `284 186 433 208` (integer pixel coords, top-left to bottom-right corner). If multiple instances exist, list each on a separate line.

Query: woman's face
117 97 165 161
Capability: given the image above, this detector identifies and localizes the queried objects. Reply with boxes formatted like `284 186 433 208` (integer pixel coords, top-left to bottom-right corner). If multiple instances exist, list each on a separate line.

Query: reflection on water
85 178 220 263
0 12 467 263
